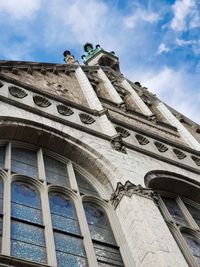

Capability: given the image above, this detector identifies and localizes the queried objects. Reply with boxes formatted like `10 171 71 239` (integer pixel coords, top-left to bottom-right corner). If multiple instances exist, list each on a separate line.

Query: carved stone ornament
11 67 18 75
8 86 28 99
154 141 168 153
135 134 149 145
0 81 4 88
110 181 158 209
115 126 130 138
191 155 200 166
40 67 47 74
53 67 58 75
33 95 52 108
79 113 95 124
57 104 74 116
110 135 127 154
27 66 33 75
173 148 187 160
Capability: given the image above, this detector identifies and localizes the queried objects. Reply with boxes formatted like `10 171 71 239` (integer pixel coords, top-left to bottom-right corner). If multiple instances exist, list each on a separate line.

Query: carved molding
173 148 187 160
191 155 200 166
57 104 74 116
79 113 95 124
154 141 168 153
33 95 52 108
135 134 149 145
110 181 158 208
115 126 130 138
110 135 127 154
8 86 28 99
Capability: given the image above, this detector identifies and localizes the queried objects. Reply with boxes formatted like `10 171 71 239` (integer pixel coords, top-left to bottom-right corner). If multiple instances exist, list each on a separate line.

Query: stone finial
63 50 78 65
81 43 101 62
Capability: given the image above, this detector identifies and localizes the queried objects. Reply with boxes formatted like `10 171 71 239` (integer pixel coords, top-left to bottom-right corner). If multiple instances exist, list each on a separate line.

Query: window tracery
0 142 125 267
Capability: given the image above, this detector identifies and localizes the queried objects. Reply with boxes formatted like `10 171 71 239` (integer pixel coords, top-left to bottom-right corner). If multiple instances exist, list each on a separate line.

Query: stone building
0 43 199 267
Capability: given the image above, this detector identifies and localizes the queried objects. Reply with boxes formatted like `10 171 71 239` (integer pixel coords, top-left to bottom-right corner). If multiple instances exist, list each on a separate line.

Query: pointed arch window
49 192 88 267
11 181 46 263
11 148 37 178
44 156 69 187
0 146 5 168
83 202 124 267
75 170 99 197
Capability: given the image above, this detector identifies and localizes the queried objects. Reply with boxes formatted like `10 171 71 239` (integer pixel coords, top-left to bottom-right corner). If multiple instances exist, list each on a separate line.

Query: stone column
97 68 123 104
111 182 188 267
121 79 153 116
75 66 117 136
157 102 200 150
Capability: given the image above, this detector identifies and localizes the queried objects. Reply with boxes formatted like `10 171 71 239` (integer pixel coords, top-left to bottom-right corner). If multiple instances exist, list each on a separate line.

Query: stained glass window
11 182 46 264
44 156 69 187
0 146 5 168
83 202 124 267
75 171 99 197
162 197 188 225
182 232 200 265
11 148 37 178
185 204 200 228
49 192 88 266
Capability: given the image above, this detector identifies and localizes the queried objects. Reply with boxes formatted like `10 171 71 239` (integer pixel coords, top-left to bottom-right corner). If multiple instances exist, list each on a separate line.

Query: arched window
44 155 69 187
49 192 87 266
11 181 46 263
145 171 200 266
83 202 124 267
11 148 37 178
0 146 5 168
75 170 99 197
0 142 125 266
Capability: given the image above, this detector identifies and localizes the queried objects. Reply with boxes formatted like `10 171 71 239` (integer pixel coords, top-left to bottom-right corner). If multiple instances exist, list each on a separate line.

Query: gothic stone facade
0 44 199 267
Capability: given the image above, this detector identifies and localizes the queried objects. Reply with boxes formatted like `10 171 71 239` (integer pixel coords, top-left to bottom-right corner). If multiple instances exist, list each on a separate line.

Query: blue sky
0 0 200 123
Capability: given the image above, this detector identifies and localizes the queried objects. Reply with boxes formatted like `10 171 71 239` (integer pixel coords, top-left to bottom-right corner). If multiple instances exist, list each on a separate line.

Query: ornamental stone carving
135 134 149 145
110 135 126 154
57 104 74 116
33 95 52 108
79 113 95 124
115 126 130 138
8 86 28 99
110 181 158 209
154 141 168 153
173 148 187 160
191 155 200 166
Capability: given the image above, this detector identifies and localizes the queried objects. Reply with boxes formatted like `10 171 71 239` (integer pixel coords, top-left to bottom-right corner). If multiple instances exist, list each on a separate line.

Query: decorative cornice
110 135 127 154
110 181 158 208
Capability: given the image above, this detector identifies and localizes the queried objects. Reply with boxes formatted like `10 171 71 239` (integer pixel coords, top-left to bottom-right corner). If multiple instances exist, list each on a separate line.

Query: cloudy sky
0 0 200 123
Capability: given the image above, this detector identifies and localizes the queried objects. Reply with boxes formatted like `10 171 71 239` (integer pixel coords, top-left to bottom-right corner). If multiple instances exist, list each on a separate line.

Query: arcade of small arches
0 141 125 267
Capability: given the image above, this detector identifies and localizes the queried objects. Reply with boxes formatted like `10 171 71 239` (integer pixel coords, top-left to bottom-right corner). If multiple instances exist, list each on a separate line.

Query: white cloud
134 67 200 123
157 43 170 54
123 8 159 29
0 0 41 19
170 0 197 31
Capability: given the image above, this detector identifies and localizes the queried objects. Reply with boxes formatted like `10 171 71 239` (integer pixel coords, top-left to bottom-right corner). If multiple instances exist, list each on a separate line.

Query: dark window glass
49 192 88 267
83 202 124 267
75 171 99 197
162 197 188 225
11 182 46 264
11 148 37 178
0 146 5 168
44 156 69 187
182 232 200 265
185 204 200 227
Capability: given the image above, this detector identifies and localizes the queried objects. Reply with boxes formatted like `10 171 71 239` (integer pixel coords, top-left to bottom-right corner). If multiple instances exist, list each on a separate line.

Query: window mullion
67 162 78 191
37 149 46 181
177 197 200 230
1 173 11 255
75 196 98 267
41 187 57 267
5 142 11 175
